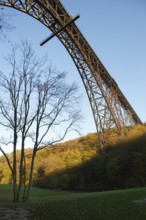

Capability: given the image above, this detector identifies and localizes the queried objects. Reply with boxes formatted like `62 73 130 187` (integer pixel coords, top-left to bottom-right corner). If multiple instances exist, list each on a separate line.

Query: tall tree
0 41 82 202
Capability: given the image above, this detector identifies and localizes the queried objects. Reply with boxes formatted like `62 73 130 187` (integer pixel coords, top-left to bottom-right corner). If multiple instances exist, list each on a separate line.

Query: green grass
0 185 146 220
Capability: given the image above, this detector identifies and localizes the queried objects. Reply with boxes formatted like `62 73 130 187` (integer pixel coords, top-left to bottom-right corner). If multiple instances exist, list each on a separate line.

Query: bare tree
0 7 15 41
0 41 82 202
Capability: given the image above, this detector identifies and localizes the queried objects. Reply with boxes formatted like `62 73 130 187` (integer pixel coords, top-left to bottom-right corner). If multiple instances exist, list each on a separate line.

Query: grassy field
0 185 146 220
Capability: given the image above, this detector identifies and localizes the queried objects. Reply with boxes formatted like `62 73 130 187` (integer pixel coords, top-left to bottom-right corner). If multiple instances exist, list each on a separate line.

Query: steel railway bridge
0 0 143 148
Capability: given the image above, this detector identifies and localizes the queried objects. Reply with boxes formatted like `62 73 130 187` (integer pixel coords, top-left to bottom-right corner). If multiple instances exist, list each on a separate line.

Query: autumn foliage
1 125 146 191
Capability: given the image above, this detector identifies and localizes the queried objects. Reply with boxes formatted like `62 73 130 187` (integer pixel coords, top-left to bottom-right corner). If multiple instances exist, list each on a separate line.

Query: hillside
0 124 146 191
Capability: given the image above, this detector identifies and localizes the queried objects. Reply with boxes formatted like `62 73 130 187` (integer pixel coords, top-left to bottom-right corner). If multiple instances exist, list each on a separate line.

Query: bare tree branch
0 8 15 41
0 146 13 174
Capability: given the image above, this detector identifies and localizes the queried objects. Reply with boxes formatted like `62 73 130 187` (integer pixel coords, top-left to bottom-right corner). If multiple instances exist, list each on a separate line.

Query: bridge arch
0 0 142 147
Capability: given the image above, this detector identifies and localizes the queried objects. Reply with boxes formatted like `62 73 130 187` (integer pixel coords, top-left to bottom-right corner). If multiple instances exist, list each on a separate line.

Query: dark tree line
33 127 146 192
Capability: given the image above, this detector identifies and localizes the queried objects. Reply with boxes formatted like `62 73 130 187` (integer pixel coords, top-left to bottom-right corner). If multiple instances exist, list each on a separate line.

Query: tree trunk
22 155 27 201
25 149 36 202
17 140 25 202
13 131 17 202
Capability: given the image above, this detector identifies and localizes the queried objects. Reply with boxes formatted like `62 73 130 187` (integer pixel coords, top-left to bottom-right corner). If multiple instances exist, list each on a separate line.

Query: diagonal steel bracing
0 0 143 148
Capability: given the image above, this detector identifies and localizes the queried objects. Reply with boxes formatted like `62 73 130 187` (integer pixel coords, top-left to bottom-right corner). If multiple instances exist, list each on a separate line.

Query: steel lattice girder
0 0 143 147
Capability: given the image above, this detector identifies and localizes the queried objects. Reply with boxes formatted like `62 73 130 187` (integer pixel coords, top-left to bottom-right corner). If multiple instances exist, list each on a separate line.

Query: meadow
0 185 146 220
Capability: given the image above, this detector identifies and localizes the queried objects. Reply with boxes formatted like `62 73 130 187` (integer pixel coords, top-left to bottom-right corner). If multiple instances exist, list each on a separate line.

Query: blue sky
0 0 146 143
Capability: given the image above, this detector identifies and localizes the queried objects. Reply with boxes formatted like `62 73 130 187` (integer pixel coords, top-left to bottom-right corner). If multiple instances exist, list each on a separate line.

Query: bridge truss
0 0 142 148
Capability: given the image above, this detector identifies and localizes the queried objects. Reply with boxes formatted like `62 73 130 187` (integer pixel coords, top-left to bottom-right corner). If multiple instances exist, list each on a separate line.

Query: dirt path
0 208 31 220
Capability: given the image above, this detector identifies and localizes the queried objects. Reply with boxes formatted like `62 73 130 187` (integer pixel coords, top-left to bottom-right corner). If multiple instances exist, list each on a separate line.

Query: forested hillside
0 125 146 191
